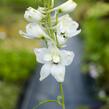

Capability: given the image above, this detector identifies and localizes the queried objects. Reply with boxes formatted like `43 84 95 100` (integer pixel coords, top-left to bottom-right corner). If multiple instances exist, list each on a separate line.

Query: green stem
59 83 65 109
47 8 55 40
33 100 57 109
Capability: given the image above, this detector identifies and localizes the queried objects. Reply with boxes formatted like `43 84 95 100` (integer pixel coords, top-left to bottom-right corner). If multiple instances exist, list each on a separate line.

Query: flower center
52 55 60 64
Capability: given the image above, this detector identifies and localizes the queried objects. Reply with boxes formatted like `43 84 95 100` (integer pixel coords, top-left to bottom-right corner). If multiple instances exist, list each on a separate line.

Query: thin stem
33 100 57 109
55 12 60 48
59 83 65 109
47 3 55 41
51 0 54 8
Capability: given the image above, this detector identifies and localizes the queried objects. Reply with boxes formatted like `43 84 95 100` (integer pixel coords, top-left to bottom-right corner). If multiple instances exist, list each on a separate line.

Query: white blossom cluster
19 0 81 83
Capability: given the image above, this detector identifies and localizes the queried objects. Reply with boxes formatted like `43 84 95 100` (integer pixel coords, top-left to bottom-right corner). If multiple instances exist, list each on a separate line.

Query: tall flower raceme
19 0 81 109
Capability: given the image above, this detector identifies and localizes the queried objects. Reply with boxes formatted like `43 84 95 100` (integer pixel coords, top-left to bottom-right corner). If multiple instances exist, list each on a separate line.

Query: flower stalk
59 83 65 109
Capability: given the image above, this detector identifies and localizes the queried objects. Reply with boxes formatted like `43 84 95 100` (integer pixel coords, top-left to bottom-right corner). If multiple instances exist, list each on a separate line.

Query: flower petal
34 48 49 64
52 0 77 13
60 50 74 66
51 64 65 82
39 64 51 81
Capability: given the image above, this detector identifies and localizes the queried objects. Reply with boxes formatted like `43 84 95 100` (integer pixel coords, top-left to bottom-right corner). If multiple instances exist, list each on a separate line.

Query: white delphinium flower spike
55 14 81 45
34 46 74 82
24 7 45 23
19 23 49 39
51 0 77 13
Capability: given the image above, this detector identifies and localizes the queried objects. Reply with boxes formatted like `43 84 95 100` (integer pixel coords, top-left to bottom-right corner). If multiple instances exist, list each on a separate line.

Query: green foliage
82 19 109 63
0 0 60 10
0 0 40 11
81 1 109 98
0 82 20 109
0 7 15 24
0 49 36 83
87 2 109 18
100 104 109 109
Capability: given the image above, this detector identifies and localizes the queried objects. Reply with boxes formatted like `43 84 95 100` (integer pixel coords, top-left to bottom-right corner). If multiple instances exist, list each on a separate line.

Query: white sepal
52 0 77 13
51 64 65 82
60 50 74 66
40 64 51 81
55 14 81 45
24 7 45 22
34 48 49 64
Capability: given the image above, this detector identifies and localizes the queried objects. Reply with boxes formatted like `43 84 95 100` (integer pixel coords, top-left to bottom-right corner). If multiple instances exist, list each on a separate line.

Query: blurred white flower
89 64 99 79
52 0 77 13
34 47 74 82
55 14 81 45
24 7 45 22
19 23 49 39
98 90 106 98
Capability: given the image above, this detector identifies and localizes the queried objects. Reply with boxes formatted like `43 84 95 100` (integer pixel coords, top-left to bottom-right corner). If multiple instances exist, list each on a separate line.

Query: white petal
51 64 65 82
53 0 77 13
60 50 74 66
39 64 51 81
34 48 49 64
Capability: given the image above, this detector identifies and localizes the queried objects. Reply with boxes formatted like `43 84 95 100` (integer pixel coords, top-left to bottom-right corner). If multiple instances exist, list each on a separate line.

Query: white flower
89 64 99 79
52 0 77 13
34 47 74 82
98 90 106 98
19 23 49 39
55 14 81 45
24 7 45 22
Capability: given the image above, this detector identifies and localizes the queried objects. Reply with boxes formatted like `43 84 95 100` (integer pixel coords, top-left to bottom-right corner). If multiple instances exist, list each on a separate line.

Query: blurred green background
0 0 109 109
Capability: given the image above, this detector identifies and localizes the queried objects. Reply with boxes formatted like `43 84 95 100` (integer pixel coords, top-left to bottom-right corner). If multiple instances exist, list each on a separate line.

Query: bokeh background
0 0 109 109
